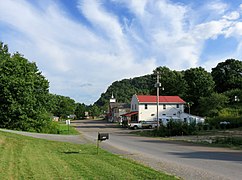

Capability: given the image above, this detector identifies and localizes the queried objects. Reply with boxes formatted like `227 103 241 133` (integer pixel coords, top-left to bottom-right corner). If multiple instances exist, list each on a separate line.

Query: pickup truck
128 122 142 130
128 121 158 129
140 121 158 129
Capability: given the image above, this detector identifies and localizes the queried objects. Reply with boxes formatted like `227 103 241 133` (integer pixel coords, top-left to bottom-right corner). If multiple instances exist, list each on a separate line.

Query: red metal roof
136 95 185 103
121 111 138 117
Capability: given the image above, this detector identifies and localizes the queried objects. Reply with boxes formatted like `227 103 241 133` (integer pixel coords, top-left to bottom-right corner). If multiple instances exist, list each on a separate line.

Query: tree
0 45 51 131
212 59 242 93
153 66 187 97
75 103 87 119
89 104 102 118
223 89 242 104
199 93 229 117
184 67 215 104
50 94 76 119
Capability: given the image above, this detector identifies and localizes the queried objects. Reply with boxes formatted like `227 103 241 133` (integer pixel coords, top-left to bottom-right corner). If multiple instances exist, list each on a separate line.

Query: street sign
66 120 70 125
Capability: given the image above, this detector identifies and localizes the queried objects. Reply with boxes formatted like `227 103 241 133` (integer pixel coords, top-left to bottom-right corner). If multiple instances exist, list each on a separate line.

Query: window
176 104 179 108
135 104 137 110
132 104 134 110
163 104 166 109
145 104 148 109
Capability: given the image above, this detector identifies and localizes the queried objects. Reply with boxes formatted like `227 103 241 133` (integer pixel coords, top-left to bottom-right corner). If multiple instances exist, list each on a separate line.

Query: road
72 119 242 180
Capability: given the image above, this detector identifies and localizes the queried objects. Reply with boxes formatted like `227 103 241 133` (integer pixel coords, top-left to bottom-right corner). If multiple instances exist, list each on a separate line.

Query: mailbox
98 133 109 141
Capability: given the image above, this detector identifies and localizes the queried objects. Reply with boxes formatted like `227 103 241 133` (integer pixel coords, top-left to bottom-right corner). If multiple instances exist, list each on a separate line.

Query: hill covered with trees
95 59 242 118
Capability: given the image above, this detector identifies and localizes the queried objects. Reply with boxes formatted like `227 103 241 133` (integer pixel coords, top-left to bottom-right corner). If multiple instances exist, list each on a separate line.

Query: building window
151 114 155 116
132 104 134 110
163 104 166 109
135 104 137 110
176 104 179 108
145 104 148 109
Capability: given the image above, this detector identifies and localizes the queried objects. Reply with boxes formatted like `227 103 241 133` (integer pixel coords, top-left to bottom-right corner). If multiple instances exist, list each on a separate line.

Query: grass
0 131 176 180
133 127 242 150
57 123 79 135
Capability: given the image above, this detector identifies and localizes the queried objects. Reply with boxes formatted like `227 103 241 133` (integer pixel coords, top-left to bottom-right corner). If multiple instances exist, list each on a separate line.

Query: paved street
72 119 242 180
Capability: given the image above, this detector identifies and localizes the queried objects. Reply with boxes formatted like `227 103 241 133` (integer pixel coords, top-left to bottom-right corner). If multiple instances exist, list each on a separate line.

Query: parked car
140 121 158 129
128 121 158 129
128 122 142 129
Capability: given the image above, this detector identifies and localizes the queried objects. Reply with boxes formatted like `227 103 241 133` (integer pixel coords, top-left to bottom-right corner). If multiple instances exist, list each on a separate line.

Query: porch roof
121 111 138 117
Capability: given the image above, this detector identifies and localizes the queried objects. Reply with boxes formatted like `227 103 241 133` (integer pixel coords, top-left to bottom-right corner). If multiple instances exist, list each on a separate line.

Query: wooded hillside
95 60 242 117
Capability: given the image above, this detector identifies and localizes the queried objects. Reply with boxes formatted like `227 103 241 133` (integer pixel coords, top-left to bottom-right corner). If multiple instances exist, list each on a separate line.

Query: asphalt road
72 119 242 180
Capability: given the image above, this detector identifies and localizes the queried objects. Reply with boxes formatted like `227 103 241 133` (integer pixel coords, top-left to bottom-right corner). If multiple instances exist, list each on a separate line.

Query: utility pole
155 72 161 129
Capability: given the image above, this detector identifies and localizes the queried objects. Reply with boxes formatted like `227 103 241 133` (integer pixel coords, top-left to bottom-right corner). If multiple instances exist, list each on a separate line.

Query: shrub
207 116 242 129
153 120 198 137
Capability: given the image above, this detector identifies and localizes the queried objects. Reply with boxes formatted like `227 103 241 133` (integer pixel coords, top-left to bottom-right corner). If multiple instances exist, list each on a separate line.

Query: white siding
139 103 184 121
131 95 185 122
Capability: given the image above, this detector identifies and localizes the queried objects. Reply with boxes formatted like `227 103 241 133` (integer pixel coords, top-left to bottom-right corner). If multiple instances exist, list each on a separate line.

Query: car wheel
133 126 137 130
149 125 152 129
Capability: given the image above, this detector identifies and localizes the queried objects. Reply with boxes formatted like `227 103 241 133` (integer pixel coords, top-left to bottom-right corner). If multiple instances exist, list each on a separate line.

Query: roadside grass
0 131 176 180
57 123 79 135
133 128 242 150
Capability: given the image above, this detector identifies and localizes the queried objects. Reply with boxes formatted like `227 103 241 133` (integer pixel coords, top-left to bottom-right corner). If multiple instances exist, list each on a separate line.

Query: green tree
184 67 215 104
0 45 51 132
153 66 187 97
50 94 76 119
223 89 242 104
199 93 229 117
89 105 102 118
75 103 87 119
212 59 242 93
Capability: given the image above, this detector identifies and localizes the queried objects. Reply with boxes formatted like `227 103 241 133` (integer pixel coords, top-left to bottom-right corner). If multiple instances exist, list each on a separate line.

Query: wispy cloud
0 0 241 104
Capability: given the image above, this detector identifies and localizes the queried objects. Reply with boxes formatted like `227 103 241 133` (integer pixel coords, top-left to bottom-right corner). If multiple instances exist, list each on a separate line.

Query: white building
131 94 186 122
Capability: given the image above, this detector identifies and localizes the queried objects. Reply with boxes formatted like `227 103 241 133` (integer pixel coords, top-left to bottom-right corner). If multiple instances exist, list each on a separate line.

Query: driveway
72 119 242 180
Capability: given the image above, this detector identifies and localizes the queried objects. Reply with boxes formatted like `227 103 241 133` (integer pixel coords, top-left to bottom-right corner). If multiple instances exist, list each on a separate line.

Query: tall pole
156 73 160 129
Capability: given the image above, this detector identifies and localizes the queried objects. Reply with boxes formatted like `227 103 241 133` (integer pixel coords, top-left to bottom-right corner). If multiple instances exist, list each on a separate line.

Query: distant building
52 116 59 122
107 93 130 123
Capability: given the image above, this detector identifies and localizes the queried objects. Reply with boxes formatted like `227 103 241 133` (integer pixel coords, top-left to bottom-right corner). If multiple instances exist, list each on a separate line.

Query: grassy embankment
0 131 176 180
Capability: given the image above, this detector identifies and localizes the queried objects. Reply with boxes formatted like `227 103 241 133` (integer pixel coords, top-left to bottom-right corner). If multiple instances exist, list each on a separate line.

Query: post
156 73 160 129
66 120 70 134
188 103 190 114
97 139 100 155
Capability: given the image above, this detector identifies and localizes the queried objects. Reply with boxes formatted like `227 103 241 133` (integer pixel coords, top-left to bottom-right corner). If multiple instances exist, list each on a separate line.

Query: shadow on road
168 151 242 163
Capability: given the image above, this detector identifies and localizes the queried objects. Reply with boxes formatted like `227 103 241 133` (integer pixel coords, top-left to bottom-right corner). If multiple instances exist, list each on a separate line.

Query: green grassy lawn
0 131 176 180
57 123 79 135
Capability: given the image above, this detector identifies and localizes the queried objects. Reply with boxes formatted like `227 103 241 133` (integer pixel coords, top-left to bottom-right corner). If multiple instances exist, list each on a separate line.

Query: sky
0 0 242 104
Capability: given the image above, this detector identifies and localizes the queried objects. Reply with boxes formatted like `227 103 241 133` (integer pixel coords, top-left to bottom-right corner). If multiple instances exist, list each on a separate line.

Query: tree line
0 42 100 133
95 59 242 118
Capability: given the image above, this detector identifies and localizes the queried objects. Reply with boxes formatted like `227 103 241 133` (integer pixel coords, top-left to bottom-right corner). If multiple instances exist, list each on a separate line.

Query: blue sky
0 0 242 104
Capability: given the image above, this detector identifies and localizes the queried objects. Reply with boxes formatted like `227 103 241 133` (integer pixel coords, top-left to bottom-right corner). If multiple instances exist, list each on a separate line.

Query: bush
214 137 242 146
152 120 198 137
206 116 242 129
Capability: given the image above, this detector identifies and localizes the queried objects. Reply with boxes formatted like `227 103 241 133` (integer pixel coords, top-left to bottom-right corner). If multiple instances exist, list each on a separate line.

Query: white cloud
223 11 240 20
0 0 242 104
